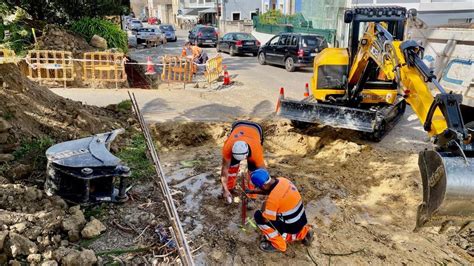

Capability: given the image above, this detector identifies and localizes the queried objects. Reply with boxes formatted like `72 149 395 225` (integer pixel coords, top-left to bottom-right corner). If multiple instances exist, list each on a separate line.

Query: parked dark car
257 33 328 72
188 26 218 47
216 32 260 56
159 24 177 42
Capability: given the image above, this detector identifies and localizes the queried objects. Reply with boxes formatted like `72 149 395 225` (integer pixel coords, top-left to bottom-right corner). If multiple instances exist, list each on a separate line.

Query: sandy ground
124 120 473 265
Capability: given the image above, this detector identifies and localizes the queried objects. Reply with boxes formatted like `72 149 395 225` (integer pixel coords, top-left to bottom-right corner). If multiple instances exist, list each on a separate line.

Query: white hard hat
232 141 249 161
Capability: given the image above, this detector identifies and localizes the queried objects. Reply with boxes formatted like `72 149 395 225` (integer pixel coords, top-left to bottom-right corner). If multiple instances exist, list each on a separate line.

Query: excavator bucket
416 150 474 229
279 98 377 132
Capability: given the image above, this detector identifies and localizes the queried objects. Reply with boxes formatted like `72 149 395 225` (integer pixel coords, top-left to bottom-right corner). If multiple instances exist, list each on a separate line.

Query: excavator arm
388 39 474 229
278 6 474 229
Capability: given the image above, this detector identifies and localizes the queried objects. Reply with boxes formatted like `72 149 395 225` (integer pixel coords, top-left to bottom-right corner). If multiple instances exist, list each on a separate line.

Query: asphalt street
51 29 428 151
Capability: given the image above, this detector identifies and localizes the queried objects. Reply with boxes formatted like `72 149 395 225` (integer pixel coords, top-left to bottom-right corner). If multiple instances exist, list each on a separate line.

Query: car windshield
234 33 254 40
132 21 141 24
160 25 174 31
200 27 215 33
301 36 322 47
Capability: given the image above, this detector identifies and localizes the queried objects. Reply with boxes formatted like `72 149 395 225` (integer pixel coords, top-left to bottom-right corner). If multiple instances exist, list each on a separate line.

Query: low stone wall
218 21 254 35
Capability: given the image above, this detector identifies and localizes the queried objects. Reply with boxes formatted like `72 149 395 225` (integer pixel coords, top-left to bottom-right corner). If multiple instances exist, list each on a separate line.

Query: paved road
51 29 428 150
53 29 313 120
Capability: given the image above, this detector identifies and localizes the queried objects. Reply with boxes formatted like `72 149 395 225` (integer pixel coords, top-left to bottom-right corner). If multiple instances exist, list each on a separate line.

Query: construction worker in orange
220 121 265 205
251 168 313 252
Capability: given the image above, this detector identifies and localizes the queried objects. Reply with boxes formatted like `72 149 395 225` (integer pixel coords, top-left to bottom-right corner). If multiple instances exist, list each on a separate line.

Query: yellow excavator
278 6 474 229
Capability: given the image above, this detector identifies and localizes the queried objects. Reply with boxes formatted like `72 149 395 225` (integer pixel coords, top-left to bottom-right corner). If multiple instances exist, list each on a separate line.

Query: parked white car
136 27 165 41
128 19 143 30
136 27 166 45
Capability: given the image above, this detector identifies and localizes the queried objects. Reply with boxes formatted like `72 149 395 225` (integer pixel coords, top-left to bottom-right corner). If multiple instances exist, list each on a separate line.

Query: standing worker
221 121 265 204
251 168 313 252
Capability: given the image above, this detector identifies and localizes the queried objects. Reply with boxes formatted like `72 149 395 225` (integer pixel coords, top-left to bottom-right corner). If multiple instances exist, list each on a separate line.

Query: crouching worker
251 168 313 252
220 121 265 204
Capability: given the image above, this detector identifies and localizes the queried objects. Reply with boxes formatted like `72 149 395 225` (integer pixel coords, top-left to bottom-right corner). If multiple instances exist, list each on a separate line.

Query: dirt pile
0 184 106 265
37 25 93 56
0 63 129 177
145 120 474 265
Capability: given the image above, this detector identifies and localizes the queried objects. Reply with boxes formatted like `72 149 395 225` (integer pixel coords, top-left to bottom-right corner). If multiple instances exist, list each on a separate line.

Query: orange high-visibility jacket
222 123 265 171
263 177 307 234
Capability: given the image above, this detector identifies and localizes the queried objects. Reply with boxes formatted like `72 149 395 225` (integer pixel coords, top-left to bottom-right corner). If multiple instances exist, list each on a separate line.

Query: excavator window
317 65 347 90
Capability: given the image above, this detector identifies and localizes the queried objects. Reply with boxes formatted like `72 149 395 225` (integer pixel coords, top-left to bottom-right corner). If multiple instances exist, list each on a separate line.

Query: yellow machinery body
310 47 398 105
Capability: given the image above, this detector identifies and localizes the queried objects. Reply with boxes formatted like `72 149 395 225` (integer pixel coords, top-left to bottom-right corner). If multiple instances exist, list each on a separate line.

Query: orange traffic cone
181 47 187 57
304 83 310 97
275 87 285 113
223 65 231 85
145 56 156 75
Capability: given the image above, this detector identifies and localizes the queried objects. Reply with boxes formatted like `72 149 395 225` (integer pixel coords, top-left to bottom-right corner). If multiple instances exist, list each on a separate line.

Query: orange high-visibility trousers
226 164 256 199
254 210 310 252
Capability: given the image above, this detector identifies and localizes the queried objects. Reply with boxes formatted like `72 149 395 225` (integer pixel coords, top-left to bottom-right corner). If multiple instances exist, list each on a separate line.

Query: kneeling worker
251 168 313 252
221 121 265 204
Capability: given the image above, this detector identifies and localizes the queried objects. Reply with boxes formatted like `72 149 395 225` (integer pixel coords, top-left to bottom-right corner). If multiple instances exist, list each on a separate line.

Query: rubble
81 218 106 239
0 184 107 264
89 35 108 49
5 232 38 257
61 207 86 232
36 25 93 55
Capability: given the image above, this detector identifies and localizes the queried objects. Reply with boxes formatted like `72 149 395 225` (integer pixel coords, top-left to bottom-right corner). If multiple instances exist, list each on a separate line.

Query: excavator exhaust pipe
416 150 474 229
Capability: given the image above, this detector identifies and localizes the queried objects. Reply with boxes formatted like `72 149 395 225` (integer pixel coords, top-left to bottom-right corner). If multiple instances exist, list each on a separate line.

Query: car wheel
173 36 177 42
230 46 236 56
258 52 266 65
252 52 258 56
285 57 296 72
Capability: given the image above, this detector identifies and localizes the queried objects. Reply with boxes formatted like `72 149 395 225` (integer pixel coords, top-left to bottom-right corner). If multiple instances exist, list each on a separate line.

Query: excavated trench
150 120 474 265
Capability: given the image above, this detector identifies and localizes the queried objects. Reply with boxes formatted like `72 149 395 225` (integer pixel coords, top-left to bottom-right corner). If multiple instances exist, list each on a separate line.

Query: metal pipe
128 92 195 266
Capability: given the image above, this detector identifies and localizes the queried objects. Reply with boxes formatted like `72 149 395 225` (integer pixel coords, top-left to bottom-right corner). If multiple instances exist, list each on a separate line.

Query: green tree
3 0 130 23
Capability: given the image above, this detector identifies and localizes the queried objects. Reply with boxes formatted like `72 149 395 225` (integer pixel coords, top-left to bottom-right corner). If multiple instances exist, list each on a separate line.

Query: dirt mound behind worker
0 63 127 145
150 121 228 150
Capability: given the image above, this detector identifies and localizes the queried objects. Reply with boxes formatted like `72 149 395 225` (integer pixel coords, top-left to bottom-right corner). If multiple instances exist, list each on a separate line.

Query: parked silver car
136 27 166 44
159 24 177 42
128 19 143 30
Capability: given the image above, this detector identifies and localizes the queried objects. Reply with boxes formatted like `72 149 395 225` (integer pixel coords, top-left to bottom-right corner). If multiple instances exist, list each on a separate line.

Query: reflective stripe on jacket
262 177 307 234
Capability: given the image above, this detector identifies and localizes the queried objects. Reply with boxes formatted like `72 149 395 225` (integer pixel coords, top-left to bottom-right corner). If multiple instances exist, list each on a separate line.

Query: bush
71 17 127 52
259 10 284 25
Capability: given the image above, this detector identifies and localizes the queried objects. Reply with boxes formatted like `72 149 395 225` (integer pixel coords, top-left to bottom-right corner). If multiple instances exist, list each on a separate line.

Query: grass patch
83 205 107 220
2 111 15 121
13 137 54 169
117 100 132 112
116 134 154 180
79 235 101 248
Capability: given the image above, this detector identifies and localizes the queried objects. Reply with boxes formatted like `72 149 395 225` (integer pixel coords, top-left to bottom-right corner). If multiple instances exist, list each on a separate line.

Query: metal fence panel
26 50 75 81
161 56 193 83
83 52 127 82
0 49 16 64
205 54 223 83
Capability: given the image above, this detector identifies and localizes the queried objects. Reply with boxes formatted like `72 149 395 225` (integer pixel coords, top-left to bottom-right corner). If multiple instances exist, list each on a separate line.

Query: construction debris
0 184 104 265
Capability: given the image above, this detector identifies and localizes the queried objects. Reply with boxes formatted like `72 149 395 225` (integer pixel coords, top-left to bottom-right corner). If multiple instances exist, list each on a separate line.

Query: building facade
261 0 302 15
223 0 260 21
130 0 148 18
148 0 173 24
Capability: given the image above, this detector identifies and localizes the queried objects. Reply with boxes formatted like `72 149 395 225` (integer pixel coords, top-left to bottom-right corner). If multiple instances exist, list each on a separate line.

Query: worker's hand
223 189 233 204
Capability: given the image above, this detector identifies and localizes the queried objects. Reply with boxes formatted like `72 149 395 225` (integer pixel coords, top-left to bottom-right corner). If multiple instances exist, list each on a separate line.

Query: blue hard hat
251 168 271 188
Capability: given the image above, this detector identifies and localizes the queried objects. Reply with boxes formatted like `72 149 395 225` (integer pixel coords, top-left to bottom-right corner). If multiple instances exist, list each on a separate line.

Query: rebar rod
128 92 194 266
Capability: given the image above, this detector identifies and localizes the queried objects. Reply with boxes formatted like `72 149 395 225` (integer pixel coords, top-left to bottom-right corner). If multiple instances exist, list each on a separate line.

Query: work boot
302 230 314 247
259 240 278 253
